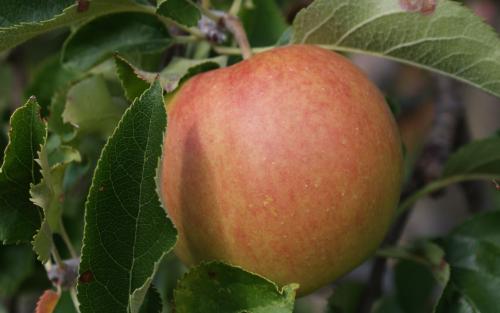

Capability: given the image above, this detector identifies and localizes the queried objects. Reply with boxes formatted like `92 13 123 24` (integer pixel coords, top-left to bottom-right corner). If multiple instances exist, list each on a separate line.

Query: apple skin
161 45 403 295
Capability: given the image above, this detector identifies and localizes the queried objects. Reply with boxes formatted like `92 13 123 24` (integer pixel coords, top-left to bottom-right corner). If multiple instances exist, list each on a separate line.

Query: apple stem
201 0 211 9
229 0 243 16
59 216 78 259
213 45 273 56
188 0 253 59
51 248 65 269
221 14 253 59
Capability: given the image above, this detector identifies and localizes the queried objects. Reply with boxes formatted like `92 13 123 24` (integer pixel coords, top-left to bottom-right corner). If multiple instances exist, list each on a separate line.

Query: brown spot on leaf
400 0 436 15
493 180 500 191
77 0 90 12
207 270 217 280
420 0 437 15
439 258 448 271
79 270 94 283
99 186 104 192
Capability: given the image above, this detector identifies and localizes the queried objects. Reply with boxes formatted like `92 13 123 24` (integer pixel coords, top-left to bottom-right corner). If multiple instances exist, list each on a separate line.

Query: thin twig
221 14 252 59
213 45 272 55
70 287 81 313
59 217 78 259
171 35 201 44
229 0 243 16
412 77 464 185
188 0 221 21
51 248 65 269
145 4 205 39
188 0 253 59
201 0 211 9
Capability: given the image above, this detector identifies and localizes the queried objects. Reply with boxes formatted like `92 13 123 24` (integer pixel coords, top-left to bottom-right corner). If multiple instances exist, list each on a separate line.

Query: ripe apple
160 45 403 295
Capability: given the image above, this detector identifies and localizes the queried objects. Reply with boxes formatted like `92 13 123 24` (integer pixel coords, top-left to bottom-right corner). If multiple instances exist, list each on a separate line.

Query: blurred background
1 0 499 312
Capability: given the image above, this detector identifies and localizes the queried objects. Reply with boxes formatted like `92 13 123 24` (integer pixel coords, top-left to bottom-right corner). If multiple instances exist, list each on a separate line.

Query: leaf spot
399 0 436 15
77 0 90 12
78 270 94 284
207 271 217 280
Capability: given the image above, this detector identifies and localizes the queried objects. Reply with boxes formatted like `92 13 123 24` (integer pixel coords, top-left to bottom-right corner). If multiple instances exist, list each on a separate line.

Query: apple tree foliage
0 0 500 312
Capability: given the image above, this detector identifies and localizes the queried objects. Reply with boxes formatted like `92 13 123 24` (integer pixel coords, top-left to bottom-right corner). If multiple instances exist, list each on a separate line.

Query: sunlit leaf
292 0 500 98
62 13 171 71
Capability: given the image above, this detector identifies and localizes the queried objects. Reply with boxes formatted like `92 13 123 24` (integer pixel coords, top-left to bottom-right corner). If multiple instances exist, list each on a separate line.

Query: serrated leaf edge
174 260 299 312
76 80 178 312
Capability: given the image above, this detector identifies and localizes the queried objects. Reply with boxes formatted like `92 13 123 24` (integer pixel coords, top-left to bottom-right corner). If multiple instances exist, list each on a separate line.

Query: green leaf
157 0 201 27
54 291 78 313
31 142 81 262
0 97 46 244
372 296 404 313
48 145 82 168
62 12 171 72
378 241 450 285
0 0 74 28
31 221 53 264
292 0 500 98
443 136 500 178
25 54 81 116
275 27 293 46
240 0 288 46
115 55 151 102
0 130 6 165
0 245 35 296
435 211 500 313
435 283 478 313
325 282 364 313
450 211 500 245
0 0 154 53
32 146 81 231
153 255 187 311
174 262 298 313
394 260 435 313
62 75 125 137
77 81 177 313
48 91 77 142
139 287 163 313
160 56 227 91
114 55 226 93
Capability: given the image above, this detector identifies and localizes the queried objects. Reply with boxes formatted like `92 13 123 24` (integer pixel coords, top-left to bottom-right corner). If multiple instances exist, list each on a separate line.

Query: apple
160 45 403 295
